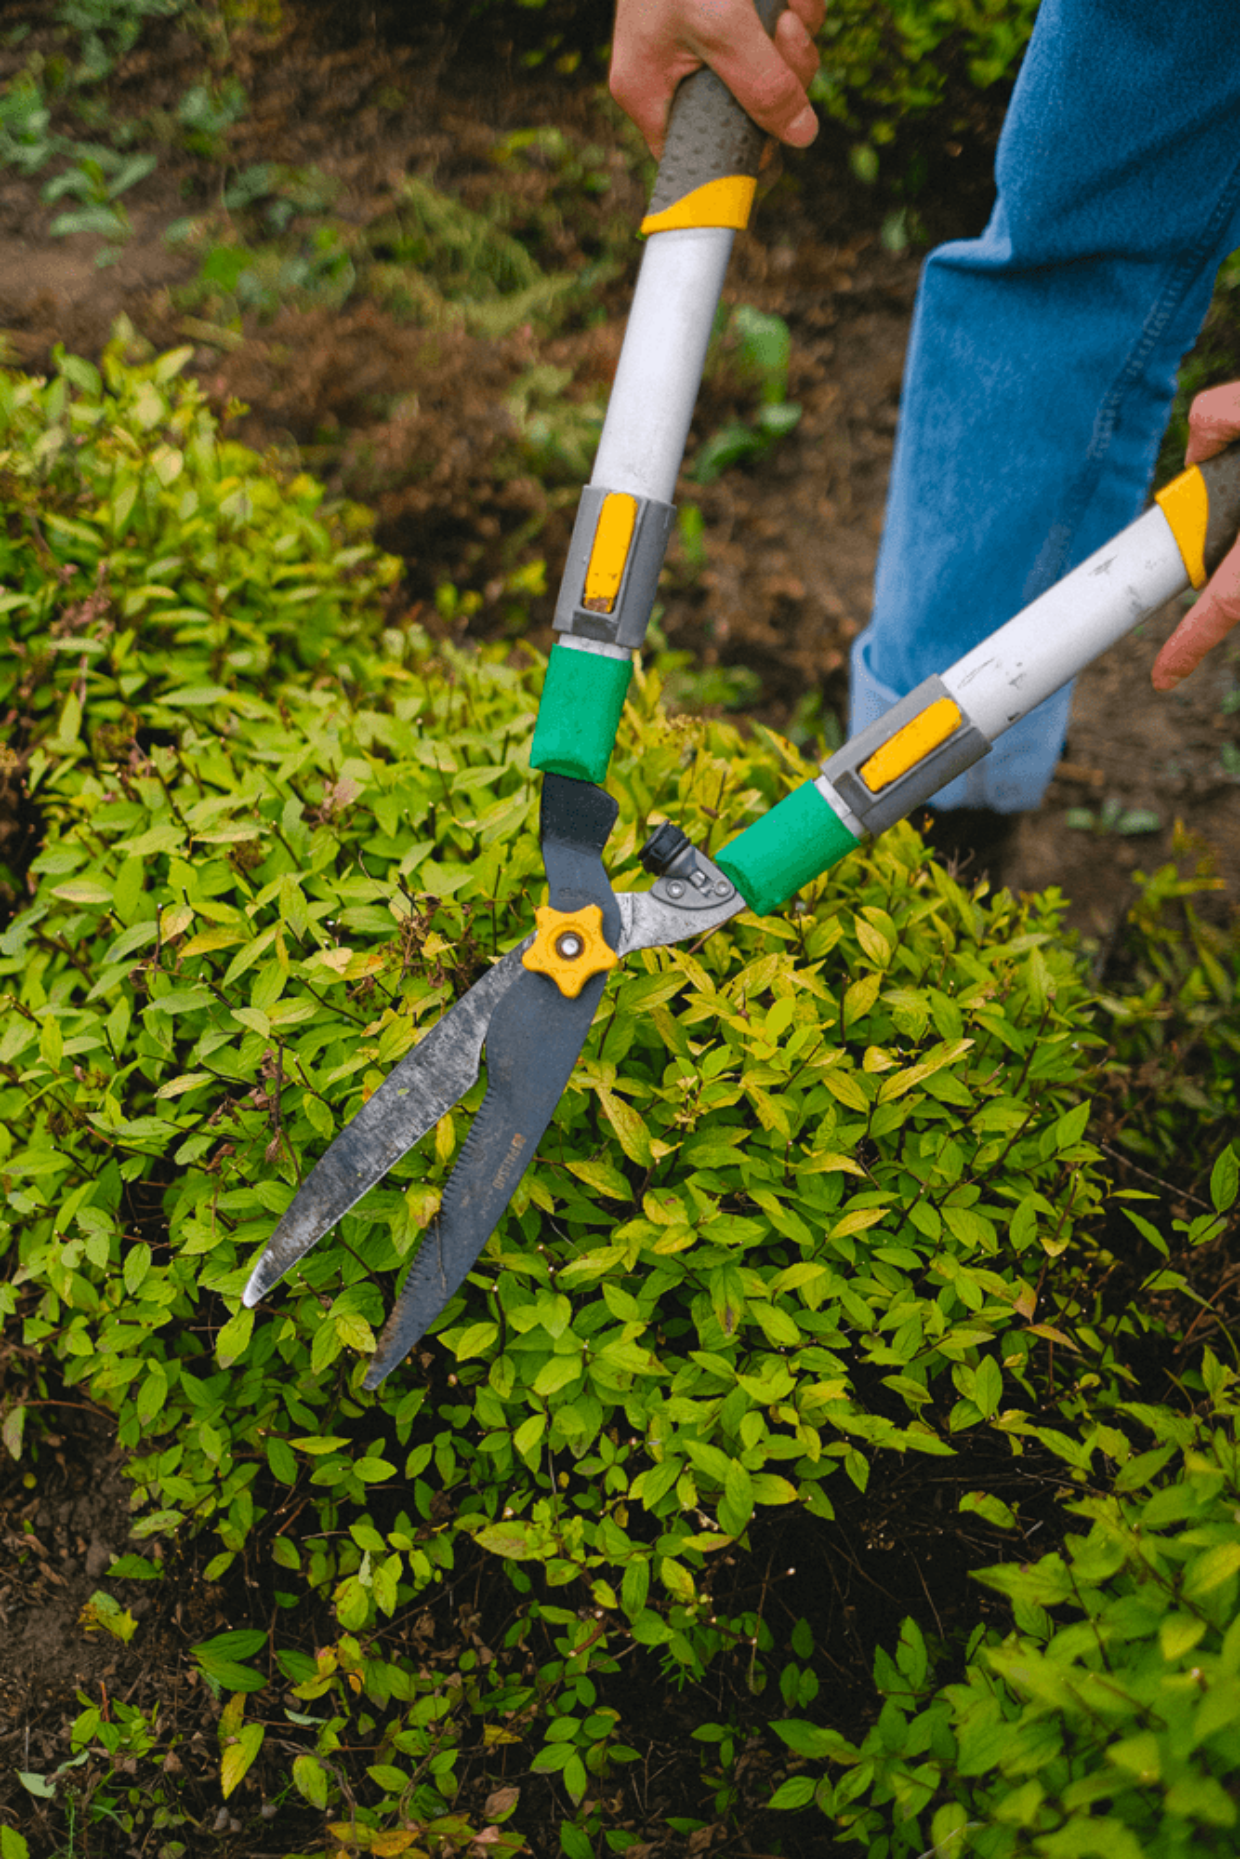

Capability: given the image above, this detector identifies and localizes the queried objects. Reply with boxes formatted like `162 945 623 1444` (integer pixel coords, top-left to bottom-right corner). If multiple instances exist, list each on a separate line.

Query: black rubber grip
1201 442 1240 577
645 0 787 223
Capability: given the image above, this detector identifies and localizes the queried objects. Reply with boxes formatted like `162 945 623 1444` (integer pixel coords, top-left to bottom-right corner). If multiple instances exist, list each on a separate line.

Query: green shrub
0 334 1124 1849
1092 851 1240 1174
812 0 1039 177
0 318 397 759
771 1296 1240 1857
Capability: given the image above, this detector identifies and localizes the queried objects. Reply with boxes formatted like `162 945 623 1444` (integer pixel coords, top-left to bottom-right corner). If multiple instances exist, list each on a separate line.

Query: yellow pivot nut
521 904 618 999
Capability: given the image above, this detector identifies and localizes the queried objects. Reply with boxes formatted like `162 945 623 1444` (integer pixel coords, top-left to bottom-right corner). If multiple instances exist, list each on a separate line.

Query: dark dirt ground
1 1 1240 1853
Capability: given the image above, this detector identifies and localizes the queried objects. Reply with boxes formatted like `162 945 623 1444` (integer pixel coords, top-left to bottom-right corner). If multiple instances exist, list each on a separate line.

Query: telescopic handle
531 0 789 787
716 439 1240 915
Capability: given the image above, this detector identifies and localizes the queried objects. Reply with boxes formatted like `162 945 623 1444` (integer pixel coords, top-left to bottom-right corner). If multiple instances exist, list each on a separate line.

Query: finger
1151 532 1240 689
1184 380 1240 466
773 7 821 94
703 24 820 146
786 0 826 33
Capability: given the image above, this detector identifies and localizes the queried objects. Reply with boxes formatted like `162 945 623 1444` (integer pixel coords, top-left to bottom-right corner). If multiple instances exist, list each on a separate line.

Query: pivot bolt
556 931 585 960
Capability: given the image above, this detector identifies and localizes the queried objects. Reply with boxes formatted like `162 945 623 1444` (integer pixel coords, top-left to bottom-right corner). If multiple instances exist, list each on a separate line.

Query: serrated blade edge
242 941 530 1307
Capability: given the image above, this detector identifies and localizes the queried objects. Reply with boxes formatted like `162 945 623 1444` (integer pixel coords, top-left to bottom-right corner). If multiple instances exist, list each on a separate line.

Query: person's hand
1152 382 1240 691
611 0 825 161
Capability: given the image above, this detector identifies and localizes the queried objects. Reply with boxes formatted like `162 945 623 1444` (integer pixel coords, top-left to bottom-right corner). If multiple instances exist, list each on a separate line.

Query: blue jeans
849 0 1240 813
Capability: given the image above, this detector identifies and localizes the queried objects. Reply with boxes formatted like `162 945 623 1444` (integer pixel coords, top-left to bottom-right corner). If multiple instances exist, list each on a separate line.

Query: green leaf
972 1356 1002 1419
454 1320 499 1360
533 1354 581 1396
195 1630 267 1662
215 1305 254 1368
1164 1775 1238 1828
130 1509 184 1539
718 1460 754 1536
354 1456 397 1483
1 1827 31 1859
221 1722 264 1800
3 1405 25 1461
367 1763 408 1793
770 1776 816 1810
474 1521 543 1560
79 1591 138 1642
292 1753 329 1809
335 1575 371 1630
266 1436 298 1484
751 1473 798 1505
774 1719 856 1759
1211 1143 1239 1214
196 1659 266 1693
960 1490 1016 1529
621 1556 650 1619
513 1413 546 1459
660 1556 696 1602
106 1554 162 1581
566 1157 632 1200
598 1088 652 1166
1183 1541 1240 1600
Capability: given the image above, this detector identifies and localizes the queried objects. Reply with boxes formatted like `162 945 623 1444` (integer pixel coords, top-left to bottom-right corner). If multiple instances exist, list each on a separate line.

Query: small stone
85 1538 114 1580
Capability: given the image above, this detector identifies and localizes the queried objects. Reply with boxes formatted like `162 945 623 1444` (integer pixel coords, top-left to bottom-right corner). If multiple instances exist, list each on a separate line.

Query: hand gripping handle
531 0 790 786
642 0 788 236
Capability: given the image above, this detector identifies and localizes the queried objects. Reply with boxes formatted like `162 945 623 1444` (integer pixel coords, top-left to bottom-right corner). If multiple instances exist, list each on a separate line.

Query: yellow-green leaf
597 1088 652 1166
220 1722 264 1800
216 1306 254 1368
292 1753 328 1809
843 971 882 1026
877 1038 974 1103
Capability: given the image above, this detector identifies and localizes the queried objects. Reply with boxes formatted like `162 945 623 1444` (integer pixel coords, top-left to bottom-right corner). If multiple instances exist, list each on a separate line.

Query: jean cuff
847 629 1072 815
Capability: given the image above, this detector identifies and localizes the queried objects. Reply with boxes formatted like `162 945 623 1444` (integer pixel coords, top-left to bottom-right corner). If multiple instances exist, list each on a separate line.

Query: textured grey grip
1201 442 1240 576
646 0 787 222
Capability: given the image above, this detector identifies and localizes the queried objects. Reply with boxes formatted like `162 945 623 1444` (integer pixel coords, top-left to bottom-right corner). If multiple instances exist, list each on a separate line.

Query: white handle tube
589 227 734 507
940 504 1188 740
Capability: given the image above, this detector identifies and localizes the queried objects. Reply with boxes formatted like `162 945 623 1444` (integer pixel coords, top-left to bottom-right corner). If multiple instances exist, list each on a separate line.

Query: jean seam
1034 151 1240 592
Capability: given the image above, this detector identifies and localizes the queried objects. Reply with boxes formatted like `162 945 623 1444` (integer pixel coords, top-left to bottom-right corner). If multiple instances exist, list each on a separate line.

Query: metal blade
241 940 530 1308
362 959 603 1388
363 772 621 1388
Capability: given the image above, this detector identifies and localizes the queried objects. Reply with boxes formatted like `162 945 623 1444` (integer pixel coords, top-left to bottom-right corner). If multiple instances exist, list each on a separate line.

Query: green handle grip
641 0 787 234
716 780 861 917
530 646 633 784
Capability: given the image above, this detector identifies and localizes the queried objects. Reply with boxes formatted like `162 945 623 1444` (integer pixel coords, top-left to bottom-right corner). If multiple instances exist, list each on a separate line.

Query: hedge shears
245 1 1240 1386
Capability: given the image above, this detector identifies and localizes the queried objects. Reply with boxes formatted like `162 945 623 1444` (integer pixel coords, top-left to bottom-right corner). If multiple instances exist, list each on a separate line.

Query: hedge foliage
777 1330 1240 1857
0 333 1237 1856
